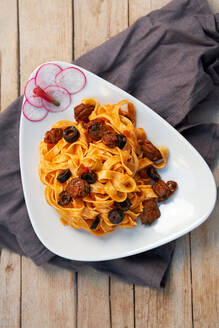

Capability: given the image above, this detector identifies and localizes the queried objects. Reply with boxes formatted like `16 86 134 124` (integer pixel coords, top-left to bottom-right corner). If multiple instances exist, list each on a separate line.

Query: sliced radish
23 100 48 122
42 85 71 112
24 78 42 108
35 63 62 89
55 67 86 94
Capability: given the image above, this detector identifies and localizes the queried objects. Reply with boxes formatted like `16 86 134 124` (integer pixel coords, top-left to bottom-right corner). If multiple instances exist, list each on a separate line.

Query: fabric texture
0 0 218 288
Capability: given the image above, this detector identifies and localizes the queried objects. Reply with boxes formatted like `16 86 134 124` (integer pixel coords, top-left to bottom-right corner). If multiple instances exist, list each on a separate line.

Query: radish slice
35 63 62 89
55 67 86 94
42 85 71 112
24 78 42 108
23 100 48 122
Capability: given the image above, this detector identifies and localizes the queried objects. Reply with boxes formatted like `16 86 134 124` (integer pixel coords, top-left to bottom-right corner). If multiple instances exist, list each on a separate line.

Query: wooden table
0 1 218 327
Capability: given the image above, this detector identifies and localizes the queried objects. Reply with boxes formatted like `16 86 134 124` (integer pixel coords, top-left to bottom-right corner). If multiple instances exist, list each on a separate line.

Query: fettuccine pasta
39 99 169 236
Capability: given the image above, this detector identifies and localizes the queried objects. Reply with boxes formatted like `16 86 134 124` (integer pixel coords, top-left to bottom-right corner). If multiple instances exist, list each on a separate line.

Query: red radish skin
22 100 48 122
35 63 62 89
55 67 86 95
24 78 42 108
42 85 71 112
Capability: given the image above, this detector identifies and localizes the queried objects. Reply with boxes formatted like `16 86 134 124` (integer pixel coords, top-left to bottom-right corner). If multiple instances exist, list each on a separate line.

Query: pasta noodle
39 99 169 236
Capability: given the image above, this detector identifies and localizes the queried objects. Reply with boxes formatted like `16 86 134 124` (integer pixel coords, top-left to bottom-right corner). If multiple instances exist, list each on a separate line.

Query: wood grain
22 259 76 328
189 113 219 328
110 277 134 328
129 0 153 24
77 268 110 328
0 0 18 109
135 236 192 328
191 200 219 328
74 0 128 58
19 0 73 90
209 0 219 11
19 1 75 327
0 250 21 328
129 0 170 25
0 1 21 327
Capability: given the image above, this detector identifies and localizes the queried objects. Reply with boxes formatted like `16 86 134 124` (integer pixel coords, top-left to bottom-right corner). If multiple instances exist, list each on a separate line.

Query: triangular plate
19 61 217 261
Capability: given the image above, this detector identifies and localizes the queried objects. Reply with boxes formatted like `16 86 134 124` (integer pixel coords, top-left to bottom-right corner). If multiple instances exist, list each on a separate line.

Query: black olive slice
146 165 160 182
114 198 131 212
57 169 72 183
63 126 80 143
81 170 97 184
117 134 127 149
58 191 71 206
108 209 124 224
90 216 100 230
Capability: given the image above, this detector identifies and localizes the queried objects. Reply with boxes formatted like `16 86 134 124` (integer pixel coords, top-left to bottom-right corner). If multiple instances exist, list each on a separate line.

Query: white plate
19 61 217 261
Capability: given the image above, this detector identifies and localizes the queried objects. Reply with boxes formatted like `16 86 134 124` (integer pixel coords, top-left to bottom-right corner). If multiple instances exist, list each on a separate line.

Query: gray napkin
0 0 218 288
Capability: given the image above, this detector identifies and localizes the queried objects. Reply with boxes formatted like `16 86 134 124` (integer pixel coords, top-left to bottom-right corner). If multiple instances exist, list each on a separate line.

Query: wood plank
74 0 128 58
129 0 170 25
191 189 219 328
209 0 219 12
129 0 152 25
0 1 21 327
0 249 20 328
74 2 133 327
110 277 134 328
0 0 18 109
22 259 76 328
135 236 193 328
19 1 75 327
77 268 110 328
19 0 73 90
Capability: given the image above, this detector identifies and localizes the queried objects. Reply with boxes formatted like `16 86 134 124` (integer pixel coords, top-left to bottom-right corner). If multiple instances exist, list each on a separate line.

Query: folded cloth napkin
0 0 219 288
